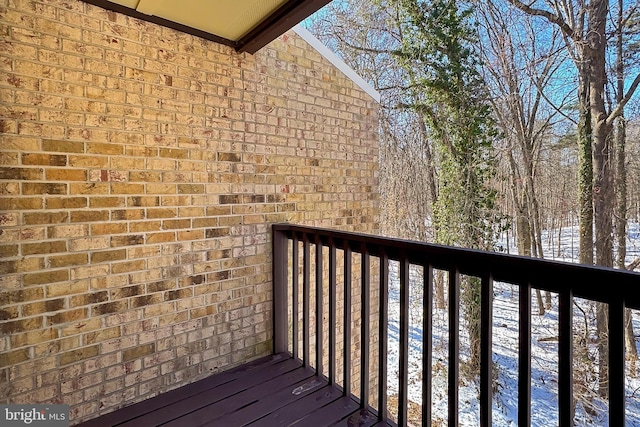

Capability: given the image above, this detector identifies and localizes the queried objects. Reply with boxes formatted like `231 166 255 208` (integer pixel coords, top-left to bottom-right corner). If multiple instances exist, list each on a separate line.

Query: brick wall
0 0 379 423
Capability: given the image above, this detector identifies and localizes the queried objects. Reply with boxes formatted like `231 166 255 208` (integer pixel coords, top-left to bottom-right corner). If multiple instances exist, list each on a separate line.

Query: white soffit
105 0 289 41
292 25 381 103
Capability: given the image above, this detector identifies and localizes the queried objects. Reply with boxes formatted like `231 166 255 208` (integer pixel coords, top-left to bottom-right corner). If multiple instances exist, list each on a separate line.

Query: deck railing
272 224 640 426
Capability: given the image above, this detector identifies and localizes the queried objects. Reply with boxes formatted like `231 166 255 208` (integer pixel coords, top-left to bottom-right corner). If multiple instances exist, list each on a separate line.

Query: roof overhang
81 0 332 54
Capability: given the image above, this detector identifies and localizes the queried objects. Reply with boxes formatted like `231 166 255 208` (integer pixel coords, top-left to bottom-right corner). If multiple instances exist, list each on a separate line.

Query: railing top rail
273 224 640 309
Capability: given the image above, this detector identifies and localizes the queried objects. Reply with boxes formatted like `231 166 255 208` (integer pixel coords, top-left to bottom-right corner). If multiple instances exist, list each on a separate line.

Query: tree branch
627 256 640 271
505 0 576 38
606 72 640 126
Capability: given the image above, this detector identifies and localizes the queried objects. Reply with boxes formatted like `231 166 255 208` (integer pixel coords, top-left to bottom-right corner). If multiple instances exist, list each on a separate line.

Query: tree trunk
588 0 614 398
614 0 638 363
577 73 594 266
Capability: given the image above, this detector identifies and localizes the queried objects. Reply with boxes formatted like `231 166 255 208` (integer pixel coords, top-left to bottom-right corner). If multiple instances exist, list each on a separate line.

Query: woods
307 0 640 421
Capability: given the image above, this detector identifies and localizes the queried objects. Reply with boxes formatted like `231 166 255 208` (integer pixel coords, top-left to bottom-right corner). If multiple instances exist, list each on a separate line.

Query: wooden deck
77 353 383 427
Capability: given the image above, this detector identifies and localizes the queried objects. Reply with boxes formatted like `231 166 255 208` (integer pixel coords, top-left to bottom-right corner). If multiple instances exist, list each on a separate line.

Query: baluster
423 264 433 427
344 245 352 395
480 274 493 427
329 239 337 385
448 269 460 426
379 250 389 421
316 236 323 377
558 289 573 426
519 283 532 427
399 255 410 426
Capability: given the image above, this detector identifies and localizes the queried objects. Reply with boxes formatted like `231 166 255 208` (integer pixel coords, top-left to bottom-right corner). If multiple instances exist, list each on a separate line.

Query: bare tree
477 1 570 313
506 0 640 399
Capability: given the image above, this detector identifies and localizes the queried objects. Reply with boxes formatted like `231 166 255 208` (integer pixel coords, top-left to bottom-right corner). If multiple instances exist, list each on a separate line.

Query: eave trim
292 25 381 103
235 0 332 54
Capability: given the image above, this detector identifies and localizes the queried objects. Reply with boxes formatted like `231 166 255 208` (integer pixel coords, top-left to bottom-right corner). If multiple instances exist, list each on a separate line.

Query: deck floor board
77 353 381 427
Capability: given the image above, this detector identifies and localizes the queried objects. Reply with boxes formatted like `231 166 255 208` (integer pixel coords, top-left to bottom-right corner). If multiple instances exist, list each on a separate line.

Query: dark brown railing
272 224 640 427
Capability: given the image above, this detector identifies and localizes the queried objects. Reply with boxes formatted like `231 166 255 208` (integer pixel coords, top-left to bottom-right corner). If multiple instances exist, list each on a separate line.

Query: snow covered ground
384 224 640 426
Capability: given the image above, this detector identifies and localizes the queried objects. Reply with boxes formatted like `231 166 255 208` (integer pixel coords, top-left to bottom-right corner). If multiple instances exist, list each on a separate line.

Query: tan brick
68 155 109 168
162 219 190 230
91 222 127 235
0 181 20 196
69 237 110 252
22 153 67 166
89 197 126 208
70 211 109 223
24 269 69 286
110 183 144 194
86 142 123 155
91 249 126 263
0 288 44 307
111 259 145 274
111 235 144 247
59 345 99 366
22 241 67 255
192 217 218 228
47 224 88 238
109 285 143 300
111 209 144 221
0 244 19 258
0 304 19 321
70 183 109 195
177 230 203 241
46 197 88 209
129 293 163 310
43 139 84 153
23 211 69 225
59 318 102 337
46 169 87 181
0 348 30 368
147 208 176 219
91 300 129 316
49 253 89 268
177 184 204 194
47 308 87 325
0 167 44 180
146 233 175 248
69 291 109 307
22 298 65 317
70 264 110 280
10 328 58 349
0 317 42 335
123 343 155 362
128 196 160 207
84 327 121 345
46 280 90 298
0 212 18 227
22 182 68 195
159 148 188 159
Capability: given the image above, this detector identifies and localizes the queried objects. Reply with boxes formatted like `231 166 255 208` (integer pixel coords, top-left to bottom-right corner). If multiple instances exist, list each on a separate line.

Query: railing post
518 283 532 427
329 240 337 385
558 289 574 427
609 297 626 427
448 268 460 427
379 251 389 421
272 226 288 355
303 234 311 367
399 254 410 426
423 264 433 427
344 244 352 395
315 236 324 377
480 274 493 427
360 244 370 410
